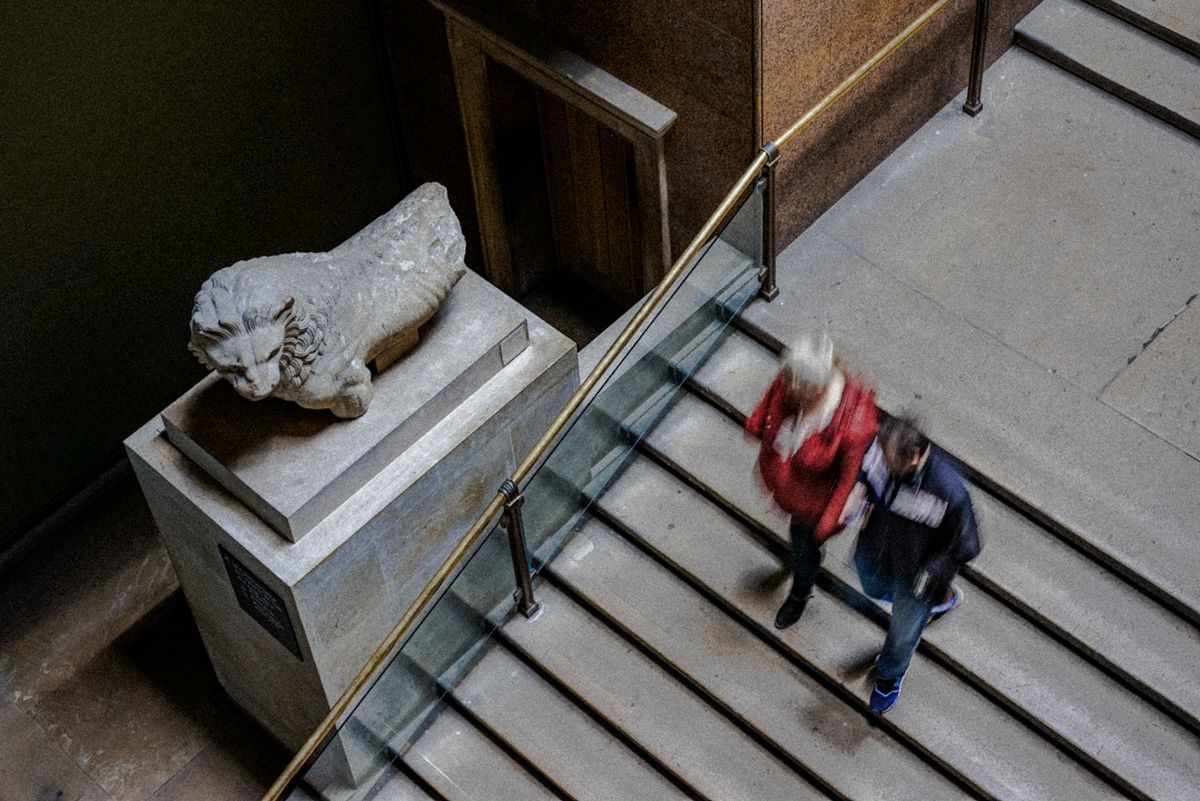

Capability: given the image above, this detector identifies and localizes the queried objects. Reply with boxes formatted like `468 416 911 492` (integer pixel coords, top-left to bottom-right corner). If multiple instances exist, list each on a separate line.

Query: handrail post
758 141 781 301
499 479 540 618
963 0 990 116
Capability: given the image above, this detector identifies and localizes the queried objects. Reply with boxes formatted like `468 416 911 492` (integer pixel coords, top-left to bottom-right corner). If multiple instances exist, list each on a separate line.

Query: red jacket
745 373 878 541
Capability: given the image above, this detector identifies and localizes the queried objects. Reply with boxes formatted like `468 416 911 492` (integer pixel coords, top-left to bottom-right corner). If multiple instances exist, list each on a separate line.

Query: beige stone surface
144 714 286 801
0 474 285 801
1101 296 1200 459
816 50 1200 397
0 482 176 700
1098 0 1200 53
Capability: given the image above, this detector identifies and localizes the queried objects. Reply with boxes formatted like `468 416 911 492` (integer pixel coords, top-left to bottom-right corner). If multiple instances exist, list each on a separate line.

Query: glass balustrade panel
281 184 763 801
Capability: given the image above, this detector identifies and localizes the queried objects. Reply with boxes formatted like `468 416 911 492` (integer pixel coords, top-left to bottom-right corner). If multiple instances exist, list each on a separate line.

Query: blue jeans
856 550 934 681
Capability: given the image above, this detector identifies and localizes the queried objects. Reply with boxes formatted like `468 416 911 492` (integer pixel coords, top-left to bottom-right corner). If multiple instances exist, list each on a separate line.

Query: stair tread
645 392 1200 800
1018 0 1200 136
450 644 692 801
970 491 1200 727
547 515 972 801
596 455 1125 801
693 326 1200 729
359 765 439 801
1089 0 1200 57
404 706 557 801
500 583 830 801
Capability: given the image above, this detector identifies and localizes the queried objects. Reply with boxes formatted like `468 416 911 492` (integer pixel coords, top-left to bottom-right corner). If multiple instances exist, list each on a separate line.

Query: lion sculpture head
188 275 325 402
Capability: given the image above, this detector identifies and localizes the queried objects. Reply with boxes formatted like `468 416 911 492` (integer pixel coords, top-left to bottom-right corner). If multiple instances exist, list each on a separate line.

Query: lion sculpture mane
188 183 467 418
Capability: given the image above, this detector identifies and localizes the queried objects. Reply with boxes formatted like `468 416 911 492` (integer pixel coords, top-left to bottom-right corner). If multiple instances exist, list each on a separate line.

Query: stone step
1017 0 1200 139
350 763 441 801
1084 0 1200 58
692 325 1200 732
403 705 559 801
968 490 1200 733
641 391 1200 800
445 644 694 801
496 583 832 801
592 455 1125 801
544 516 973 801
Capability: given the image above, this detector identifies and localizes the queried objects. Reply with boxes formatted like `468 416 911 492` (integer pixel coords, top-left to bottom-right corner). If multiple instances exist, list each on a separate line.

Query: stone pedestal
125 270 577 749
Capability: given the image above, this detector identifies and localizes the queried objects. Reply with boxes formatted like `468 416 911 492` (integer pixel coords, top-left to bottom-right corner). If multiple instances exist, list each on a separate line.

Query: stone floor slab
0 700 113 801
0 479 176 701
145 715 287 801
1102 295 1200 458
19 598 239 801
816 48 1200 397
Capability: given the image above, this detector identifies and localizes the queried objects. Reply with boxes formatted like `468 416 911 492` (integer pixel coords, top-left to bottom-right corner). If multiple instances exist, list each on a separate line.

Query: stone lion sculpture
188 182 467 418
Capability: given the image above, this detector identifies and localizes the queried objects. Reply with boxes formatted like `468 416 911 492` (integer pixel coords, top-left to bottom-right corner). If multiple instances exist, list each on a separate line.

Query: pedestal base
125 284 577 749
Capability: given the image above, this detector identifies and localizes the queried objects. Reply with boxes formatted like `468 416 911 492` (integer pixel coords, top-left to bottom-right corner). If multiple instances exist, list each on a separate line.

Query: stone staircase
292 3 1200 799
321 316 1199 801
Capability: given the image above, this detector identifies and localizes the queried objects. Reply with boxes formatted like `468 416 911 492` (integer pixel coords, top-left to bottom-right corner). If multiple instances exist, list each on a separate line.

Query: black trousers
789 520 822 599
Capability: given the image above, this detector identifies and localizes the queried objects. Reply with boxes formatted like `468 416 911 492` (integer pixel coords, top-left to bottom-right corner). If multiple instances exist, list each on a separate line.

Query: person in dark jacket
745 333 878 629
853 415 981 713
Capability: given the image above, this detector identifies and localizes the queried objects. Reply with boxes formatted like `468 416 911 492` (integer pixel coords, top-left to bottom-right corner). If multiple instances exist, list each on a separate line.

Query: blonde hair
781 333 836 395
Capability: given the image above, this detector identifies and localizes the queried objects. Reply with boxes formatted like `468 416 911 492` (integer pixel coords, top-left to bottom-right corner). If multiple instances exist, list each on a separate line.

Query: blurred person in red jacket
745 333 878 629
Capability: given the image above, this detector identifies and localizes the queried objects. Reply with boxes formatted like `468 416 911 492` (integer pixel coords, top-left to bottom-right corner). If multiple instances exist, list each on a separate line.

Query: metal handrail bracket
499 478 540 618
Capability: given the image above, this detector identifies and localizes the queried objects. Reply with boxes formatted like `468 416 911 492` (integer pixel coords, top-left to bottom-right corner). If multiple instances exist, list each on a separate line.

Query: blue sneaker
870 675 903 714
930 585 962 621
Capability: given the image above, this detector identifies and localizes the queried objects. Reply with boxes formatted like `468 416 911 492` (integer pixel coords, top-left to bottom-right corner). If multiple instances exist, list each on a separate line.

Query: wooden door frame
433 0 677 297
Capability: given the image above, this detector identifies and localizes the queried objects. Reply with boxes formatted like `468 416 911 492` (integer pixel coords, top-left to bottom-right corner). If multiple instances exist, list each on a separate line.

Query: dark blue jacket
854 445 981 602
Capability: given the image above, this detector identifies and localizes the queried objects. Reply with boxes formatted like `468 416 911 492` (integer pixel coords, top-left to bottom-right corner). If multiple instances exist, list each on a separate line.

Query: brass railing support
758 141 781 301
963 0 990 116
499 479 540 618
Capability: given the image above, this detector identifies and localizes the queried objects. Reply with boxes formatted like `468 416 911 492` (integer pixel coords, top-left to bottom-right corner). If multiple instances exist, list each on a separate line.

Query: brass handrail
263 0 982 795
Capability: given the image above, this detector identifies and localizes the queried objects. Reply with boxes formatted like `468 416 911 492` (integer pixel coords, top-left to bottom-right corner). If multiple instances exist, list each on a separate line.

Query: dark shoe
930 584 962 621
774 593 810 629
870 675 903 714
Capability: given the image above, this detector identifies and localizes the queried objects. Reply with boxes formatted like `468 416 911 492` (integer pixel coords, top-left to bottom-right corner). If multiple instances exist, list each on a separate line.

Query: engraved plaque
219 545 303 660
